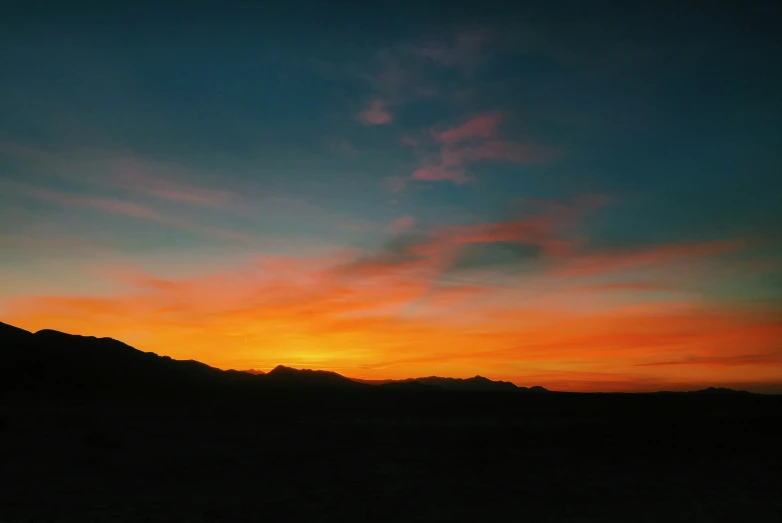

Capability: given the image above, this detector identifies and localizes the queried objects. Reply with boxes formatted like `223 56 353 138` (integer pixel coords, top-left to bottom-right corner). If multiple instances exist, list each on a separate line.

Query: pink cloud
436 215 557 248
393 112 560 190
25 185 254 244
34 189 165 221
358 98 392 125
0 143 241 211
448 141 560 165
550 240 742 278
634 353 782 367
411 166 471 184
574 282 673 292
513 194 611 232
436 112 502 144
387 216 416 233
359 30 489 124
341 198 603 277
107 157 237 208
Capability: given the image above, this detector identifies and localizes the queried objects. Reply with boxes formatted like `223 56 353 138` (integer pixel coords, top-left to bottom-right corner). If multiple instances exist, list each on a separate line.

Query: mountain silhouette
0 322 360 397
1 321 544 396
0 322 260 399
378 380 444 391
387 375 542 392
264 365 363 388
1 321 761 397
2 321 778 522
693 386 751 395
355 375 547 392
351 378 394 385
0 320 32 340
653 387 754 395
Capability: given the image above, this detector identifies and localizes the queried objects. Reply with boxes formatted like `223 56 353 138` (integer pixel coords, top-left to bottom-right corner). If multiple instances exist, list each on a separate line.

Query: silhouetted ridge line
351 378 394 385
379 380 443 391
1 323 259 399
1 321 771 396
380 375 548 392
0 321 32 339
694 387 751 395
265 365 362 388
653 387 753 395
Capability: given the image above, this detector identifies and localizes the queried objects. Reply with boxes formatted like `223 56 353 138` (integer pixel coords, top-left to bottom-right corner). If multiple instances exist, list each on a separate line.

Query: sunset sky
1 2 780 392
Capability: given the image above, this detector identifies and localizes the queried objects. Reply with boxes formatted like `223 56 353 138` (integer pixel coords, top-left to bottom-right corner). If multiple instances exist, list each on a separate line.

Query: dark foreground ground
1 390 780 522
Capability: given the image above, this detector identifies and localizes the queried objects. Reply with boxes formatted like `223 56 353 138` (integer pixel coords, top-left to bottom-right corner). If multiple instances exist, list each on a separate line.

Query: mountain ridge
382 375 539 392
0 321 762 396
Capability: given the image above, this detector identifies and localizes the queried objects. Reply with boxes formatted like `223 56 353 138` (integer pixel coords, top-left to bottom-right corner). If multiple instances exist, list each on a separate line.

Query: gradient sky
2 1 781 392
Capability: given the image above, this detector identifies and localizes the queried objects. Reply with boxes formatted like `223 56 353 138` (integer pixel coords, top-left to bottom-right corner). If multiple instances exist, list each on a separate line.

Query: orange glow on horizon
3 234 781 393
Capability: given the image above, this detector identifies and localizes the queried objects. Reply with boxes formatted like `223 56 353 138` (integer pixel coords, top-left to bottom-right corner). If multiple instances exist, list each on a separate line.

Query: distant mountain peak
389 375 536 392
269 365 298 374
268 364 319 376
34 328 94 339
265 365 361 387
239 369 266 375
694 387 750 395
268 365 344 376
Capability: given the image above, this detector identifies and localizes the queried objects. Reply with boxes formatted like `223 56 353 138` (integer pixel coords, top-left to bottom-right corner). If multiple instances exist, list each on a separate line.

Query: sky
1 1 781 392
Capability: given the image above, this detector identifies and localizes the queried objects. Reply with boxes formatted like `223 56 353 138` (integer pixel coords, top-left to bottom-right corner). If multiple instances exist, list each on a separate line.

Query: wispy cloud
634 353 782 367
353 33 559 189
5 180 255 244
35 189 165 221
550 240 742 278
439 213 554 242
329 195 757 304
0 143 345 243
0 142 241 210
106 157 238 209
411 165 471 184
357 98 393 125
387 216 416 233
358 30 491 128
404 112 560 187
573 282 673 292
328 196 595 286
435 112 503 144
